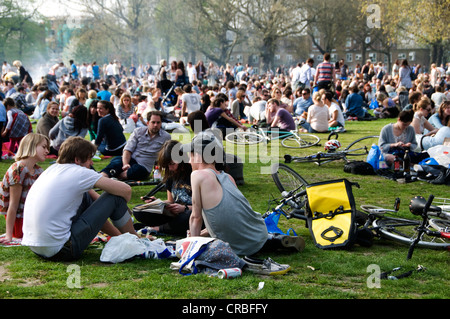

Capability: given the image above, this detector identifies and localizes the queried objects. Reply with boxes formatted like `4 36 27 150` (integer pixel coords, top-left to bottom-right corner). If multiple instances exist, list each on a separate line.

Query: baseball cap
181 129 224 164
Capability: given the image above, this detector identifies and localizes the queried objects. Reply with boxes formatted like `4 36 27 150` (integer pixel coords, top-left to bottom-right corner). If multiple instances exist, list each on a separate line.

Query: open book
133 199 173 216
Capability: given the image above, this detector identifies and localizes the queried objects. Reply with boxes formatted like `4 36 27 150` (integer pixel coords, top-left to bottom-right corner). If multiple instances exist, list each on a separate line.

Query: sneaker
243 256 291 275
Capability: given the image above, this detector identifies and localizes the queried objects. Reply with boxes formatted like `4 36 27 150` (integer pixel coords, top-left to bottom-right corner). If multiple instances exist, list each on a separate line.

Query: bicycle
225 124 320 149
284 135 379 165
271 163 450 252
359 197 450 253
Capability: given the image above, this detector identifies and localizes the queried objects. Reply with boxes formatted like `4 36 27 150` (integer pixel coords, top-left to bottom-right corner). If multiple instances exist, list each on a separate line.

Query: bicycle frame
254 126 295 142
263 187 307 222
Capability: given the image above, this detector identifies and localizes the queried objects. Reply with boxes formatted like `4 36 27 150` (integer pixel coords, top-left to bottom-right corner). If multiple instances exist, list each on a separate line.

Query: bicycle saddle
409 196 441 215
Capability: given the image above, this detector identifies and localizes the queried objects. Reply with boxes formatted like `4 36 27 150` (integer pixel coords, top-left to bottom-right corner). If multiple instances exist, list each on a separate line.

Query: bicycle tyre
271 163 309 194
344 135 379 158
281 133 320 149
225 131 265 145
373 217 450 249
428 218 450 232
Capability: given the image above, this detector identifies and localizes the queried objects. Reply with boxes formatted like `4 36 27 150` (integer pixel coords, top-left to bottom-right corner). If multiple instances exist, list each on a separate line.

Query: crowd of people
0 54 449 272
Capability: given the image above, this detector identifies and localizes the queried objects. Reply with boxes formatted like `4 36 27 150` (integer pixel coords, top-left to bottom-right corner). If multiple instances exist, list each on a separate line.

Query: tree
0 0 46 62
235 0 308 71
363 0 450 65
159 0 244 66
66 0 157 65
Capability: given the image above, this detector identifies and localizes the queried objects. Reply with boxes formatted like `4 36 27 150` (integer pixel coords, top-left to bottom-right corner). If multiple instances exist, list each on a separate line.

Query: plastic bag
100 233 147 263
369 98 379 110
426 145 450 167
120 118 136 133
366 144 380 170
264 211 297 236
100 233 174 263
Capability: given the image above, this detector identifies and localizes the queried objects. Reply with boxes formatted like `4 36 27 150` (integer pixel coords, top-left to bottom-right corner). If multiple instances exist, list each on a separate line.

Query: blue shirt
0 102 6 122
92 65 100 78
293 97 313 116
71 63 78 78
345 93 365 118
97 90 112 102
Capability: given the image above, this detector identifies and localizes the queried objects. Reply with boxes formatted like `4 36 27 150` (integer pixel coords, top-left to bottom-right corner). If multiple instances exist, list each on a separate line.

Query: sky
37 0 83 17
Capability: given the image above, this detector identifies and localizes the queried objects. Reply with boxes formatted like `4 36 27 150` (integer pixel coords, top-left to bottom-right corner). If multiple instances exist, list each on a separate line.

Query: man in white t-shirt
180 84 201 124
79 62 87 79
22 137 137 261
186 62 197 83
290 62 302 91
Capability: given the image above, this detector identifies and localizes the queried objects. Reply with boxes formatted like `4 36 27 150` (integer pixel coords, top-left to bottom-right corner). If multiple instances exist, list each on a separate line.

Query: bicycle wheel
373 217 450 249
271 163 309 194
428 218 450 232
344 135 379 159
225 131 265 145
281 133 320 149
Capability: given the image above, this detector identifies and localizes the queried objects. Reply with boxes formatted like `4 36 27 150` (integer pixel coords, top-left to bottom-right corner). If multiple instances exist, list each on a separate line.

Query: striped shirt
316 61 334 83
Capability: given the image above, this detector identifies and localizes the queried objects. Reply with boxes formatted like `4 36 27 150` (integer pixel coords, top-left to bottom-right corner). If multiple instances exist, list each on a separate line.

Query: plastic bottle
379 153 388 169
153 166 161 181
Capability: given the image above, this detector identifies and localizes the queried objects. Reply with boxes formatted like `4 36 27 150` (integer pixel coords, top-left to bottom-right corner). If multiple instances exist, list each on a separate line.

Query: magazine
133 199 173 216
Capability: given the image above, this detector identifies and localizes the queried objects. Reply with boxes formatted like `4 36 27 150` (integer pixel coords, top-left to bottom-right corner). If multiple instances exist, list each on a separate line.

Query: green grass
0 118 449 301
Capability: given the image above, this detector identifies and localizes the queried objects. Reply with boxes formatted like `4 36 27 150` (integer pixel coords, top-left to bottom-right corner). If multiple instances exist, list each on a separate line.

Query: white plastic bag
120 118 136 133
100 233 175 263
426 145 450 167
100 233 147 263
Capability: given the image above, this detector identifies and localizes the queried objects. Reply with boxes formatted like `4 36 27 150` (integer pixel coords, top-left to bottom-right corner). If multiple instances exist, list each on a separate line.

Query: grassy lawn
0 117 448 302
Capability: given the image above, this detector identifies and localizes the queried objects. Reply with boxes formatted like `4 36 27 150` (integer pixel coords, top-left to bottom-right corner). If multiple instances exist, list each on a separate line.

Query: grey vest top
202 169 268 256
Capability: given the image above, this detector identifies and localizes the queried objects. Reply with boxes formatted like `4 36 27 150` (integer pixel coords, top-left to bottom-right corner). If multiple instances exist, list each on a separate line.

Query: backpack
305 179 359 250
344 161 376 175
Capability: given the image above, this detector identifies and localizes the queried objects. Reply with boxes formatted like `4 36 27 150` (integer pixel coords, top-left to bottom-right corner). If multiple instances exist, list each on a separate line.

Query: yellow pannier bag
306 179 358 249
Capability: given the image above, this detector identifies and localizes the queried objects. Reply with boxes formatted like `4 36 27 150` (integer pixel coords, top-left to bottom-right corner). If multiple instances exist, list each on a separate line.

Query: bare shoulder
191 169 216 182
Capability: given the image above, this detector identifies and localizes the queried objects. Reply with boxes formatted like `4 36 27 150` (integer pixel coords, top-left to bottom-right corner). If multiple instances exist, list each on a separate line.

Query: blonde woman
300 91 329 133
0 133 49 243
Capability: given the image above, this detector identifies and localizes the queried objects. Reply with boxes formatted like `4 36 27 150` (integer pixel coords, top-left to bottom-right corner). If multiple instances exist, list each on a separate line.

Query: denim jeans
45 193 131 261
300 122 319 133
101 156 150 181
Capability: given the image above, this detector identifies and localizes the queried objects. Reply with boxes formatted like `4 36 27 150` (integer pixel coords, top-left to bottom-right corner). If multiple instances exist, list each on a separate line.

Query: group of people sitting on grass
0 55 448 275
